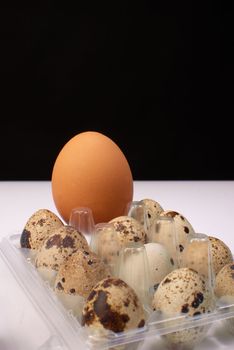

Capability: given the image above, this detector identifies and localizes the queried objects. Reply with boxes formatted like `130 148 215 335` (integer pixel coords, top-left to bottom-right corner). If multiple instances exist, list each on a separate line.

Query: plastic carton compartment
0 230 234 350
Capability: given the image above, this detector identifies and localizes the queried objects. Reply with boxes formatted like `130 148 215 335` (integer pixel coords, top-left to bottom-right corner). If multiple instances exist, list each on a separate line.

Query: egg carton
0 227 234 350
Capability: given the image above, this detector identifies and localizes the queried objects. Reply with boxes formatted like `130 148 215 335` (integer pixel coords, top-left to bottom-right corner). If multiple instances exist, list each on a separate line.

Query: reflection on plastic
117 242 151 307
38 335 65 350
126 201 147 230
181 233 215 291
69 207 95 235
90 222 121 276
148 216 180 268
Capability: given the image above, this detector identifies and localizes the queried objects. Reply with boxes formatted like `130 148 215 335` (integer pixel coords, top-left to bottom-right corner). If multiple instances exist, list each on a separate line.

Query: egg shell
159 210 196 254
109 216 146 247
90 223 121 270
215 262 234 336
20 209 64 250
181 239 212 281
51 131 133 224
35 225 89 271
82 277 145 333
152 267 214 348
163 325 210 349
152 267 213 317
54 249 111 298
208 236 233 275
215 262 234 297
144 242 174 289
140 198 164 230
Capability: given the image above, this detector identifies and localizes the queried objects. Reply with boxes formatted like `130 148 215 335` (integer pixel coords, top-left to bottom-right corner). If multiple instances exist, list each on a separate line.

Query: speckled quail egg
109 216 146 247
151 210 196 261
82 277 146 333
215 262 234 334
140 198 164 231
181 237 214 285
215 262 234 299
54 249 111 320
208 236 233 275
35 225 89 283
54 249 111 298
20 209 64 250
144 242 174 291
152 267 215 348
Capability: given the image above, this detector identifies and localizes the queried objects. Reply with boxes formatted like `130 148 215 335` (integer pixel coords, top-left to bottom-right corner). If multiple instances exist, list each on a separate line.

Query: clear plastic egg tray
0 205 234 350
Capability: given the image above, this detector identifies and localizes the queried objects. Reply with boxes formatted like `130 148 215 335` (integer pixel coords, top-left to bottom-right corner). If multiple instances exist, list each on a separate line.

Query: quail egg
109 216 146 247
82 277 146 333
35 225 89 284
140 198 164 231
20 209 63 250
152 267 215 348
208 236 233 275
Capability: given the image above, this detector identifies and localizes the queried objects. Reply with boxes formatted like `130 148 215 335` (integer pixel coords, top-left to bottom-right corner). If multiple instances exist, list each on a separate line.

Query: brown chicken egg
51 131 133 225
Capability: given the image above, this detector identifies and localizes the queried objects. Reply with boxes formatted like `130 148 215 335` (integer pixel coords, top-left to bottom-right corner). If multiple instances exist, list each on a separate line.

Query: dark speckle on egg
179 244 184 252
166 211 179 218
20 229 31 248
87 290 97 301
93 290 130 333
62 235 75 248
81 308 95 326
191 292 204 308
38 218 46 226
46 234 62 249
181 304 189 313
138 319 145 328
56 282 64 290
162 278 171 285
82 277 145 333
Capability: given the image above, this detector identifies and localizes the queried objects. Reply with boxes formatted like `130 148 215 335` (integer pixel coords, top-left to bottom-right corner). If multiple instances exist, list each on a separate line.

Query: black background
1 2 233 180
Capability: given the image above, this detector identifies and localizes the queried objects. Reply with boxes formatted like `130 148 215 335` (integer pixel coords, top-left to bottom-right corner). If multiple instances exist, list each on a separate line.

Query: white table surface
0 181 234 350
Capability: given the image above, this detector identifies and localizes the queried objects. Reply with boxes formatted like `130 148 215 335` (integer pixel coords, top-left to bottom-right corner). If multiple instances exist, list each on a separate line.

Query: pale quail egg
151 210 196 261
144 242 175 291
208 236 233 275
152 267 214 348
215 262 234 335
